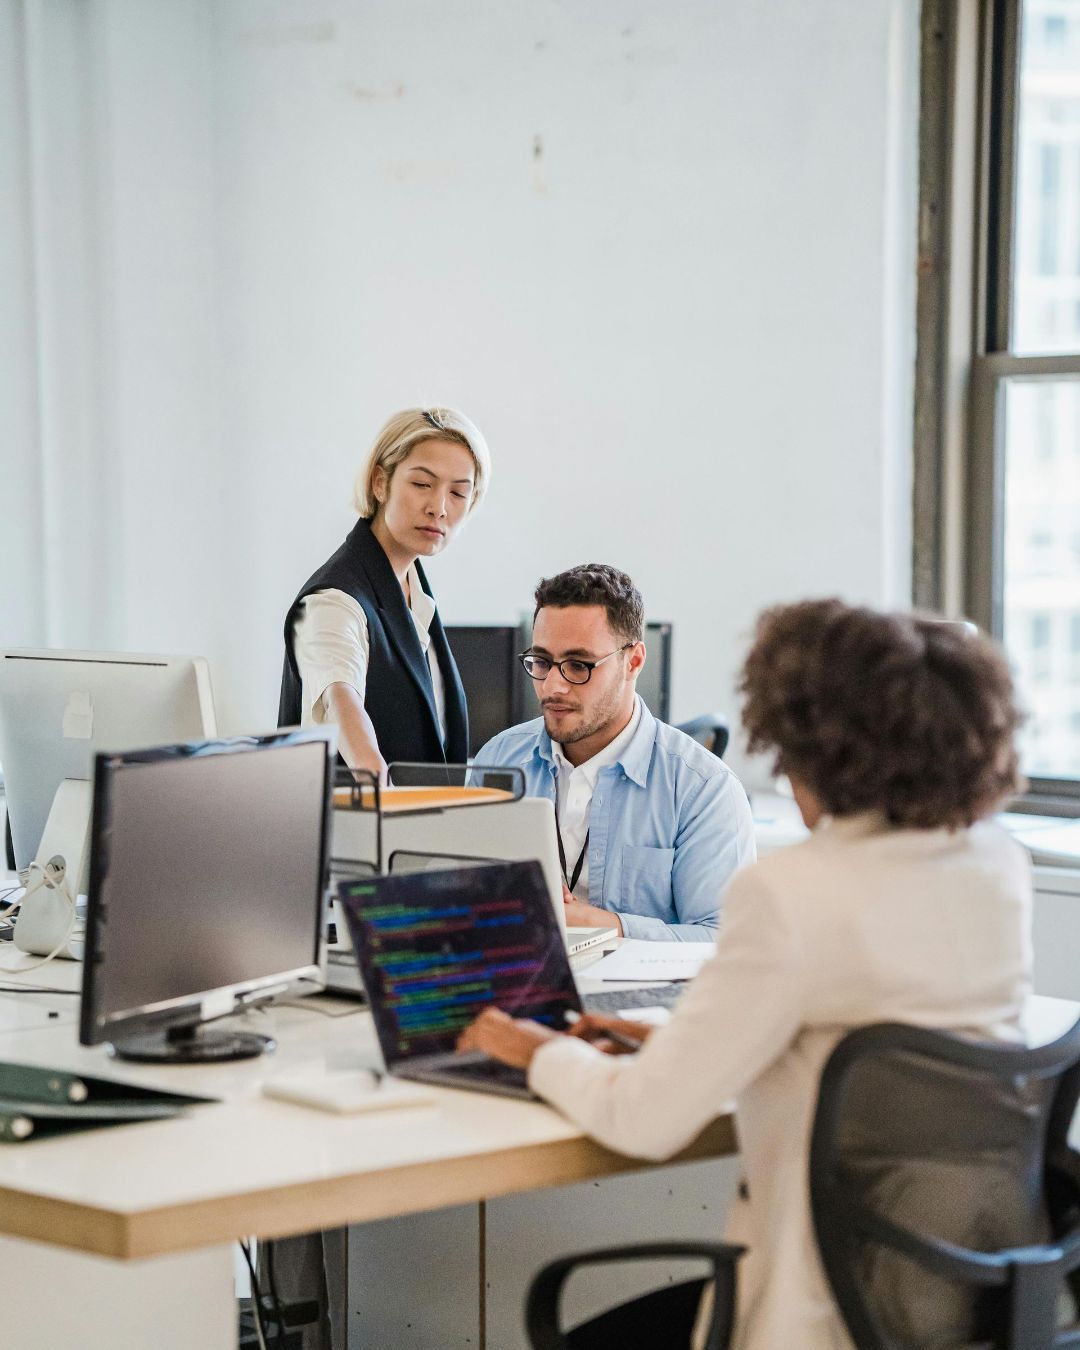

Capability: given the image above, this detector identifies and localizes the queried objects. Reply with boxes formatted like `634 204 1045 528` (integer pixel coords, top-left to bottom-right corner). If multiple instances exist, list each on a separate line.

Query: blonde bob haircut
352 407 491 520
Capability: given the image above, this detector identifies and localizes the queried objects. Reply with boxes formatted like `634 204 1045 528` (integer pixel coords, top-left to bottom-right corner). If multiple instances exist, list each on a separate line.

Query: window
1037 143 1060 276
996 2 1080 783
916 0 1080 805
1045 15 1066 45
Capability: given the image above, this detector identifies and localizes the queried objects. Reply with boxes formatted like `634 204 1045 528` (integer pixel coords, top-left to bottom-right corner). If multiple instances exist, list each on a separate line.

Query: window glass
1002 376 1080 777
1013 1 1080 354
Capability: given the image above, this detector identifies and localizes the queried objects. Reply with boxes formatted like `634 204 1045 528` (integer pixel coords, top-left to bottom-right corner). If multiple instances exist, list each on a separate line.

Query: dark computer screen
637 621 672 723
340 862 580 1062
445 625 524 756
81 732 330 1046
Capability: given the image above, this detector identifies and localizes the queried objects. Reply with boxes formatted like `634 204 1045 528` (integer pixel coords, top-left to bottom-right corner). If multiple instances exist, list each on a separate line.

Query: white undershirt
551 700 641 903
292 567 447 749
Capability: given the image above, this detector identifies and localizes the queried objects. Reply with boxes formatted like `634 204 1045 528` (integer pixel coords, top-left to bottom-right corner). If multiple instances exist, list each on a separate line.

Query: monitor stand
14 779 92 961
110 1023 276 1064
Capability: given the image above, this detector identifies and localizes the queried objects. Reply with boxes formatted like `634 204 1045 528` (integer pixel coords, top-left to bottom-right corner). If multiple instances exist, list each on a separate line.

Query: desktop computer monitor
447 620 673 755
637 622 672 723
79 729 332 1063
0 649 217 876
444 626 527 756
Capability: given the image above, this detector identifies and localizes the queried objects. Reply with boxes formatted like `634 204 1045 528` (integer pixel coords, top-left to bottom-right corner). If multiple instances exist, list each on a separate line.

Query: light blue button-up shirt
475 698 756 941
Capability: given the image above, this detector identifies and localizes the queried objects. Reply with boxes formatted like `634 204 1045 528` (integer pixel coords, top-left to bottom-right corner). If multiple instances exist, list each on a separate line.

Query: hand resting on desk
562 881 624 936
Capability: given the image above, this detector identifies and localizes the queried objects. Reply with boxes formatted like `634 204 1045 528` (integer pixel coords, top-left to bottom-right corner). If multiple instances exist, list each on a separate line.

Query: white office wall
1 0 919 783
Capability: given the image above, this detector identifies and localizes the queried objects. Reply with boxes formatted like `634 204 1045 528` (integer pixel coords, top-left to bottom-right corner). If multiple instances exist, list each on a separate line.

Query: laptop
565 922 617 957
338 860 583 1099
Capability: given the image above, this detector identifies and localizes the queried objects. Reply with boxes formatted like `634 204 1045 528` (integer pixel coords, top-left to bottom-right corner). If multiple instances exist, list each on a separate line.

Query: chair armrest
525 1240 745 1350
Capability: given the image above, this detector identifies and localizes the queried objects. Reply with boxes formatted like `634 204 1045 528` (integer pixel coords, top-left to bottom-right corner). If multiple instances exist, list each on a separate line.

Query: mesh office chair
674 714 729 761
526 1017 1080 1350
811 1017 1080 1349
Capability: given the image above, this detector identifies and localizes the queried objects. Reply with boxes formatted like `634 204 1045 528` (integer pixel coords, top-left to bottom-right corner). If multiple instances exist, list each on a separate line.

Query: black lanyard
555 812 589 895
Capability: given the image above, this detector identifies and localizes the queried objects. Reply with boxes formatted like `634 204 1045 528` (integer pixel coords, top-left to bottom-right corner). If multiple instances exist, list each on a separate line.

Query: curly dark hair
533 564 645 644
739 598 1024 829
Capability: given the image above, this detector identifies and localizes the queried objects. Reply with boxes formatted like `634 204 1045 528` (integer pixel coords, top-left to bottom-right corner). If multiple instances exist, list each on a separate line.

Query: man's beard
543 685 624 747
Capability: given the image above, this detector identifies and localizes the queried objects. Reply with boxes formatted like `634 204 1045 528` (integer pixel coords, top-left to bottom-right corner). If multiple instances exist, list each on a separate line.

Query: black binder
0 1061 217 1143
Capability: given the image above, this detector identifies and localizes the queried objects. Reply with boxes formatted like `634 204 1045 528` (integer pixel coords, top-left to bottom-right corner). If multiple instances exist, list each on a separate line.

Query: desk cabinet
348 1156 741 1349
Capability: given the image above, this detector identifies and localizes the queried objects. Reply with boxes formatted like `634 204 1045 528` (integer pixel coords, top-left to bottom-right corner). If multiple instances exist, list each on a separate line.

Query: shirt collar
537 695 656 788
406 562 436 634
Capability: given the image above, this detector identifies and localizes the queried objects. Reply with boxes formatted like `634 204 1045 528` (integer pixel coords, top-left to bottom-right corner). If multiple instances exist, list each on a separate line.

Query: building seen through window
1002 0 1080 779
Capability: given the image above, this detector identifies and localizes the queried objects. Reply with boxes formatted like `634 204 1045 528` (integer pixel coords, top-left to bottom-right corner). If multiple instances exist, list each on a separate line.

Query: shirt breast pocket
619 844 675 916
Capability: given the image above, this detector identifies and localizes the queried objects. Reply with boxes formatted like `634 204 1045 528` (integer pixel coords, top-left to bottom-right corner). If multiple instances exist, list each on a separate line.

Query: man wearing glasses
475 564 755 941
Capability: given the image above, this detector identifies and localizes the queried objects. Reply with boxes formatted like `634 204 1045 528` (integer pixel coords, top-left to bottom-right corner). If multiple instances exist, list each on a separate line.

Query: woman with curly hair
459 599 1031 1350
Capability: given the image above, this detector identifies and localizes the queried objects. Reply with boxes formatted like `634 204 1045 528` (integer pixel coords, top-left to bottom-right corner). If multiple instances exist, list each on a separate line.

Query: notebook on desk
338 860 582 1100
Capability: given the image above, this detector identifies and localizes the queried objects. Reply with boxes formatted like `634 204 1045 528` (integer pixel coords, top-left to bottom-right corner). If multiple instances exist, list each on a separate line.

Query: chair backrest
674 713 730 760
810 1018 1080 1350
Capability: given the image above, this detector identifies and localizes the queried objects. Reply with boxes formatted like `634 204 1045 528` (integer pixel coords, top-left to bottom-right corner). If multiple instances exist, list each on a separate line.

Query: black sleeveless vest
278 519 468 767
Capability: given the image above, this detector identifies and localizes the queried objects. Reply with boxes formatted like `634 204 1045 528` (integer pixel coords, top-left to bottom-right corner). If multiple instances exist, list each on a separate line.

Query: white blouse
291 566 447 748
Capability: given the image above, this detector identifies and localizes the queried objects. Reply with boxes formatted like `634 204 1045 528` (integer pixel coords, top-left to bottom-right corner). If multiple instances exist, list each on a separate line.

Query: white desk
3 850 1078 1349
0 940 82 1031
0 957 735 1349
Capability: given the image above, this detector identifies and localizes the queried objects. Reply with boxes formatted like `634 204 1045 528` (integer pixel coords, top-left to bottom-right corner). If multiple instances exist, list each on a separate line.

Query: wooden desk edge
0 1116 737 1260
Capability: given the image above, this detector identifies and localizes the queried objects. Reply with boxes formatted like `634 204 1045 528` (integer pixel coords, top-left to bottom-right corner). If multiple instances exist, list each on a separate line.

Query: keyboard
583 984 685 1014
432 1059 528 1089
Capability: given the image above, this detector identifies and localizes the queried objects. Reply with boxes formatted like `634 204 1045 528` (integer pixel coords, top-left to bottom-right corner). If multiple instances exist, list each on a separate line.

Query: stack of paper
593 940 714 983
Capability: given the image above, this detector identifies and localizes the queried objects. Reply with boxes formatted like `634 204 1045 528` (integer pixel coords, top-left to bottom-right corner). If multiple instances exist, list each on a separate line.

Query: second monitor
80 729 332 1063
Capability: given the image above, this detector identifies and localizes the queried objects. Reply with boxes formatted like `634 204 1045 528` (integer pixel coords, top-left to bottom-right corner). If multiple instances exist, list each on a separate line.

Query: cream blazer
529 813 1034 1350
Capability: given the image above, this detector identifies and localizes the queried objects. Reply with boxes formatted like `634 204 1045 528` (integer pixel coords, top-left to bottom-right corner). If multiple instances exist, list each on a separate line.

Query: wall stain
381 160 460 184
351 82 406 101
532 134 549 196
241 21 335 46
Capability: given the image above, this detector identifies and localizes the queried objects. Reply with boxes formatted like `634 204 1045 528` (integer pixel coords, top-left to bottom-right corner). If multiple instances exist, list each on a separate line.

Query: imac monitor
0 649 217 875
80 729 332 1063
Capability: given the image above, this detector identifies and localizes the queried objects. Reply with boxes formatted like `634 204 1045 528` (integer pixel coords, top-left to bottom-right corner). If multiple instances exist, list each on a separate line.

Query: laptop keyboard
434 1059 528 1088
583 984 685 1014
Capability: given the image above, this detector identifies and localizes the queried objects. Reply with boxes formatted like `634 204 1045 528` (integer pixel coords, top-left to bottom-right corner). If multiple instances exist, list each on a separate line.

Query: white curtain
0 0 225 666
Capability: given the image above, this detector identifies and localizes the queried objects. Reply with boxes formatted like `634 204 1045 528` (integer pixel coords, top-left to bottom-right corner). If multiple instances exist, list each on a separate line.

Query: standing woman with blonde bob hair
279 407 490 776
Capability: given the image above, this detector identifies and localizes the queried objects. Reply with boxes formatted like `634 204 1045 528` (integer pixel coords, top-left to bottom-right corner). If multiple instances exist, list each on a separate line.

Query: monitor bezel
79 728 332 1050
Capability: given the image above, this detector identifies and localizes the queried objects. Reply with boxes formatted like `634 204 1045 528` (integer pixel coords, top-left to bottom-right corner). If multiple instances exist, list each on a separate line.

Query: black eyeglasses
518 644 633 685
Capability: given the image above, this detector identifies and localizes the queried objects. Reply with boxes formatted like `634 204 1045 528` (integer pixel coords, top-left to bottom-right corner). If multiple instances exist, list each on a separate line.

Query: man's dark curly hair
533 564 645 644
739 598 1024 829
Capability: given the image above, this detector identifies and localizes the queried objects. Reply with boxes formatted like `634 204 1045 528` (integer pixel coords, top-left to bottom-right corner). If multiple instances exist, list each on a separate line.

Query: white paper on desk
594 940 714 983
263 1071 438 1115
